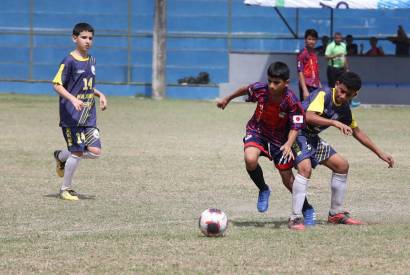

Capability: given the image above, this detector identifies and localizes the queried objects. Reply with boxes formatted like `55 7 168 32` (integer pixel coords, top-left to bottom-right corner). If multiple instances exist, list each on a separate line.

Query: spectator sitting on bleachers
365 37 384 56
346 34 359 56
315 35 329 56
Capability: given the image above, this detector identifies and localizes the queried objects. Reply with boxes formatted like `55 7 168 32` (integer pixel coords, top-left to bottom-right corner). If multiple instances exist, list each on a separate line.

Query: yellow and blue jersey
52 52 97 127
302 87 357 136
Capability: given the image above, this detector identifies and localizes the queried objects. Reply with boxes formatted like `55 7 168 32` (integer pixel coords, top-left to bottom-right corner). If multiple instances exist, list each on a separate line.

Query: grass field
1 94 409 274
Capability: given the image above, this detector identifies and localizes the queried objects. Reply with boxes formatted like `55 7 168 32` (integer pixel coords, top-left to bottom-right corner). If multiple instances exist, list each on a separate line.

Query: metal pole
127 0 132 83
29 0 34 80
330 8 334 37
152 0 167 99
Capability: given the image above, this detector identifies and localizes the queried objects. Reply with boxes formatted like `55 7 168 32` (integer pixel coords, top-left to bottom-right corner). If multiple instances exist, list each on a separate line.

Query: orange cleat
328 211 363 225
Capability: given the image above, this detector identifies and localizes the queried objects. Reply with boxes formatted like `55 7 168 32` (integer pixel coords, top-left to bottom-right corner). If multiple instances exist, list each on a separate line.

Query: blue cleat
257 188 271 212
302 207 316 226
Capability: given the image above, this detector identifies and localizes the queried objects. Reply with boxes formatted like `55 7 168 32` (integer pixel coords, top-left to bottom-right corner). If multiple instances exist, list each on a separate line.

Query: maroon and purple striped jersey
245 82 305 146
297 47 320 88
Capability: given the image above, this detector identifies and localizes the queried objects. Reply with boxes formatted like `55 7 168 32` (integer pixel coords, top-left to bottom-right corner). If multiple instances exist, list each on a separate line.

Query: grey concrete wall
220 52 410 105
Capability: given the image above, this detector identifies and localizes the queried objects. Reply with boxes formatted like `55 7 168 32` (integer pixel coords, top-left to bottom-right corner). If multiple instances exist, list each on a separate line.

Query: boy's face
305 35 317 49
334 82 357 104
268 77 288 94
72 31 94 52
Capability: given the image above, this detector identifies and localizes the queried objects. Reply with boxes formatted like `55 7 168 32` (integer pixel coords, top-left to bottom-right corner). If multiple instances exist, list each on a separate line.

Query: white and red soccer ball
198 208 228 237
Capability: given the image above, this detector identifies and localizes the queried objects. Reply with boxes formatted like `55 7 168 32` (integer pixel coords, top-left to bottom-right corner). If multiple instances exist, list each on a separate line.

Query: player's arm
280 129 298 161
297 54 309 99
344 56 349 71
325 46 342 61
352 127 394 168
93 88 107 111
52 61 84 111
216 86 248 110
306 111 352 135
298 72 309 100
53 84 84 111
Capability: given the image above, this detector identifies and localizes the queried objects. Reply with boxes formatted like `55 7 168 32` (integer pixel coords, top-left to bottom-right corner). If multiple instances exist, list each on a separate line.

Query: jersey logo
93 129 100 139
244 134 253 141
292 115 304 124
331 113 339 120
91 65 96 75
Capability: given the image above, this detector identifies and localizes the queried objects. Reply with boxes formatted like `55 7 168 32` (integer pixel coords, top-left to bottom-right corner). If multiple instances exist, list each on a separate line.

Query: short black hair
304 29 318 39
267 62 290 81
338 72 362 92
73 23 94 36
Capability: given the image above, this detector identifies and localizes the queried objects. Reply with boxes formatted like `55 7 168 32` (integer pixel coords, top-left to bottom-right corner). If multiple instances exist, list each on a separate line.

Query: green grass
1 94 409 274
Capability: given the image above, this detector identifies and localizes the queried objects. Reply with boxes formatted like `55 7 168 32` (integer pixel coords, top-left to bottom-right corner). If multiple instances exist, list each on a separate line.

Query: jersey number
82 77 93 91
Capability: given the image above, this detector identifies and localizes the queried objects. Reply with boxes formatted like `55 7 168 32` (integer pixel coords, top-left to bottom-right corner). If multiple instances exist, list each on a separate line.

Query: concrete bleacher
220 52 410 105
0 0 409 100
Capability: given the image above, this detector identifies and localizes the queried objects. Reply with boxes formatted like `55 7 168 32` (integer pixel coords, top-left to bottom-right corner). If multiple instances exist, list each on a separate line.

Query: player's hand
71 98 85 111
334 121 352 136
99 94 108 111
216 98 229 110
279 144 295 163
379 153 394 168
303 88 309 100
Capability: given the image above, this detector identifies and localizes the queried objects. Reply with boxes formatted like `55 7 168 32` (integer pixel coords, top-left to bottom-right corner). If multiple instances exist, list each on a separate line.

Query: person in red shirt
297 29 321 100
365 37 385 56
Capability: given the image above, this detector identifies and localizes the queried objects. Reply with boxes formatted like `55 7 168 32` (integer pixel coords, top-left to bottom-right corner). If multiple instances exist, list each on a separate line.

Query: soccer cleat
288 216 305 231
302 206 316 226
257 188 271 212
54 150 66 177
328 211 363 225
60 189 79 201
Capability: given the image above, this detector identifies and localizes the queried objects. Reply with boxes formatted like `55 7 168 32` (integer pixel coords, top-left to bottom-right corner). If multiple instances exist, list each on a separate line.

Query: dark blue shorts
243 131 293 170
62 126 101 152
293 134 336 168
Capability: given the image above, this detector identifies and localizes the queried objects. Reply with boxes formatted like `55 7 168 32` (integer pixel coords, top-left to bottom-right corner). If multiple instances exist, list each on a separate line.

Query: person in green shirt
325 32 360 108
325 32 348 88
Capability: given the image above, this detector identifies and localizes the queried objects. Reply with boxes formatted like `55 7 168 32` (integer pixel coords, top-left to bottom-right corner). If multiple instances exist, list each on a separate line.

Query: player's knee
297 165 312 178
83 148 101 159
336 160 349 174
244 156 258 171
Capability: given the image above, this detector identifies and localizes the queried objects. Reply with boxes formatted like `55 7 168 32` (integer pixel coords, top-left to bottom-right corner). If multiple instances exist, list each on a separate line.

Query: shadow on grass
43 193 96 200
230 219 329 229
230 219 287 229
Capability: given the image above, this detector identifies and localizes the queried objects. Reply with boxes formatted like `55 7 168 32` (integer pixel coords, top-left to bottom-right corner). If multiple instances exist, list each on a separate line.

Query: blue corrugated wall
0 0 409 99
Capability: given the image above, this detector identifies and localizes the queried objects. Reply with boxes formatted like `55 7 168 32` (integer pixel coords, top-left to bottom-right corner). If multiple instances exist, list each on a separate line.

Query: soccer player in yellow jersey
288 72 394 230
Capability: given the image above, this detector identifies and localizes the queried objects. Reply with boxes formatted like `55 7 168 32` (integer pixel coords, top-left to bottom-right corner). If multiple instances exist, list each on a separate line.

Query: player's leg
278 168 315 226
288 135 321 229
53 149 70 177
59 127 85 201
244 146 271 212
82 127 102 159
322 153 362 225
327 66 335 88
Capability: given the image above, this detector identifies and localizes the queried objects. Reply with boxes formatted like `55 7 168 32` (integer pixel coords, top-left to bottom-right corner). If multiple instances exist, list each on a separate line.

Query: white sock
61 154 81 191
292 174 309 217
58 149 71 162
81 150 100 159
330 173 347 215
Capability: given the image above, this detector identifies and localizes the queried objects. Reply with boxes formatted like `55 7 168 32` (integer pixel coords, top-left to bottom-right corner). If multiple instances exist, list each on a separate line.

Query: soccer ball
198 208 228 237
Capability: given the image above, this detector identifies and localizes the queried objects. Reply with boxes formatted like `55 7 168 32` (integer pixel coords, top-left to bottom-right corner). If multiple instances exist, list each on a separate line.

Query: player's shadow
230 219 288 229
43 193 96 200
231 219 328 229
